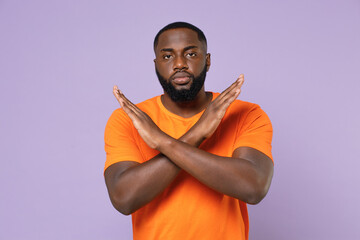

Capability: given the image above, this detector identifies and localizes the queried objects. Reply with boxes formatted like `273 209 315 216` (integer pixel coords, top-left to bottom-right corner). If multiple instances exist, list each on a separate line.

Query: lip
171 72 192 85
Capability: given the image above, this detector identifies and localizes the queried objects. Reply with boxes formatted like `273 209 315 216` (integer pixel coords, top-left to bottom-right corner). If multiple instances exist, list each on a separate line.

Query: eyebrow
160 45 199 52
184 46 198 51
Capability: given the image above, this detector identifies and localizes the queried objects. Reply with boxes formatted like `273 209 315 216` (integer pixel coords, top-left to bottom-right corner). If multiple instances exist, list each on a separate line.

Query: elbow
238 179 272 205
245 187 268 205
243 166 274 205
110 195 136 216
116 205 133 216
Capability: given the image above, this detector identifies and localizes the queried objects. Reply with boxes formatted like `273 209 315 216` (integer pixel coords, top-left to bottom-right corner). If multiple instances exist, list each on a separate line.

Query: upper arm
232 146 274 204
104 109 145 198
233 104 273 161
231 104 274 202
104 161 140 192
104 108 143 171
232 104 274 180
232 146 273 177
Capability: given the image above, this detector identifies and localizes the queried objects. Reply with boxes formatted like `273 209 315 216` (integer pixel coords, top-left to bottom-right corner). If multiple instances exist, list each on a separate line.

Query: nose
173 56 188 71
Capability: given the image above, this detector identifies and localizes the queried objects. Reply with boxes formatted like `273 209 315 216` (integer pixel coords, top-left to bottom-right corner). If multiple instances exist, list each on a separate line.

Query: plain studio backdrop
0 0 359 239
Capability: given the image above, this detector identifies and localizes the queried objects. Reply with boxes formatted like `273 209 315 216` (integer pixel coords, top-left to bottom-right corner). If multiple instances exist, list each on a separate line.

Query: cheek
156 63 173 77
190 60 206 73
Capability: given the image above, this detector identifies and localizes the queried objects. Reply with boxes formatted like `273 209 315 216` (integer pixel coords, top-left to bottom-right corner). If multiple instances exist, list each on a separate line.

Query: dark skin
104 28 274 215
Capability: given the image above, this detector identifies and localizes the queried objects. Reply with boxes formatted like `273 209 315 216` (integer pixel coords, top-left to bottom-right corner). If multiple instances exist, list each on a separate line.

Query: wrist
155 133 175 152
180 125 206 147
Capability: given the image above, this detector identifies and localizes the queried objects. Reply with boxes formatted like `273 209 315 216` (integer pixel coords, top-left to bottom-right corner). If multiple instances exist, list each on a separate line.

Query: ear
206 53 211 72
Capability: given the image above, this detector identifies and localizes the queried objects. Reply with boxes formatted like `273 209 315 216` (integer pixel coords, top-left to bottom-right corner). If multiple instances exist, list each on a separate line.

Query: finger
217 75 244 106
117 90 143 115
216 82 238 102
235 74 244 89
117 91 152 125
112 86 136 116
228 74 244 94
227 75 244 101
221 74 244 96
112 86 148 126
223 76 241 93
112 86 134 110
113 85 119 99
227 75 244 99
116 90 140 119
113 85 125 107
238 73 244 83
237 74 245 89
216 74 244 102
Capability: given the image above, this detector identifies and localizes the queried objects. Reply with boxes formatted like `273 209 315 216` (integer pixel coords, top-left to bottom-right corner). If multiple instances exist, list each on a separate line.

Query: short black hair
153 22 207 51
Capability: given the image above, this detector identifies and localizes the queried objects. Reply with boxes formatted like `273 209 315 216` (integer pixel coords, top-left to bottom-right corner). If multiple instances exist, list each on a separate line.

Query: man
104 22 273 240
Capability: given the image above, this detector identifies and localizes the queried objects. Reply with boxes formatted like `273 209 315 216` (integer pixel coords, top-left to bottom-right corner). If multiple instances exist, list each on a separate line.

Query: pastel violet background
0 0 359 239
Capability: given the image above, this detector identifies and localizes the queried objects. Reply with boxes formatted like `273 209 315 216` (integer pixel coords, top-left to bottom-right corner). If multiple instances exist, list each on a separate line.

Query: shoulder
212 92 271 127
231 99 260 113
212 92 258 109
229 100 272 133
231 100 270 124
105 96 158 131
108 95 160 121
135 95 160 112
212 92 264 117
230 100 269 123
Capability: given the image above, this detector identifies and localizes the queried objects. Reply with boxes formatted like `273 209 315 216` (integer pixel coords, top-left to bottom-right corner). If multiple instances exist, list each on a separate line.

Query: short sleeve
233 104 273 161
104 108 143 172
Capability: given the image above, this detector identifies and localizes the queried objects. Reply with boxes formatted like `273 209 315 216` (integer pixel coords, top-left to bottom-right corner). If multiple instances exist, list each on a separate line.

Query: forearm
158 137 272 204
108 154 179 215
107 130 206 215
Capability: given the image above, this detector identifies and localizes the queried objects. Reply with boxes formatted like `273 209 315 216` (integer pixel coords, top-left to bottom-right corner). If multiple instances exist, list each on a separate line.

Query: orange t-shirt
104 93 273 240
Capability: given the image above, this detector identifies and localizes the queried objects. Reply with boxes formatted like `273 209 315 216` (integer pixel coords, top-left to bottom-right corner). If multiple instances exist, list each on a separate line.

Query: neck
161 88 212 118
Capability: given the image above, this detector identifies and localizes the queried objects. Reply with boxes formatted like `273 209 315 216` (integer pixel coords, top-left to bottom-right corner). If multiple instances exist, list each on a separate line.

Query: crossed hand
113 74 244 150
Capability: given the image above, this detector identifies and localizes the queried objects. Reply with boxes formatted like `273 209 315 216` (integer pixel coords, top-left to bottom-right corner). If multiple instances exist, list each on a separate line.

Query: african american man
104 22 274 240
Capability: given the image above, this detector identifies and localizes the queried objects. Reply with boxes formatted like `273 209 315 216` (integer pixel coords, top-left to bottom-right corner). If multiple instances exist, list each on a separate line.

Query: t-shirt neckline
156 92 218 121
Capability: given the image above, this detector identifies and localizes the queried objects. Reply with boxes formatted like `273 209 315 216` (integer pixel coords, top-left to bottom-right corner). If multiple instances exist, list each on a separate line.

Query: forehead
155 28 206 52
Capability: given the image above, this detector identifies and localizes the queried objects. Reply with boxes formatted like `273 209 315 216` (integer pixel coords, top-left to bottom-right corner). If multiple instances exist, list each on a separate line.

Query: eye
163 54 172 60
187 52 197 57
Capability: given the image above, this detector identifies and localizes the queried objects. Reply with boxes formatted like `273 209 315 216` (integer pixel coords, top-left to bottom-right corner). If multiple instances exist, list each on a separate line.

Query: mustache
169 71 194 81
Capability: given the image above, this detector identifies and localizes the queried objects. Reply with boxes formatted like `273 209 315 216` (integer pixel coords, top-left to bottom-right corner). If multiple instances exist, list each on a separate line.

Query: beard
156 64 207 102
